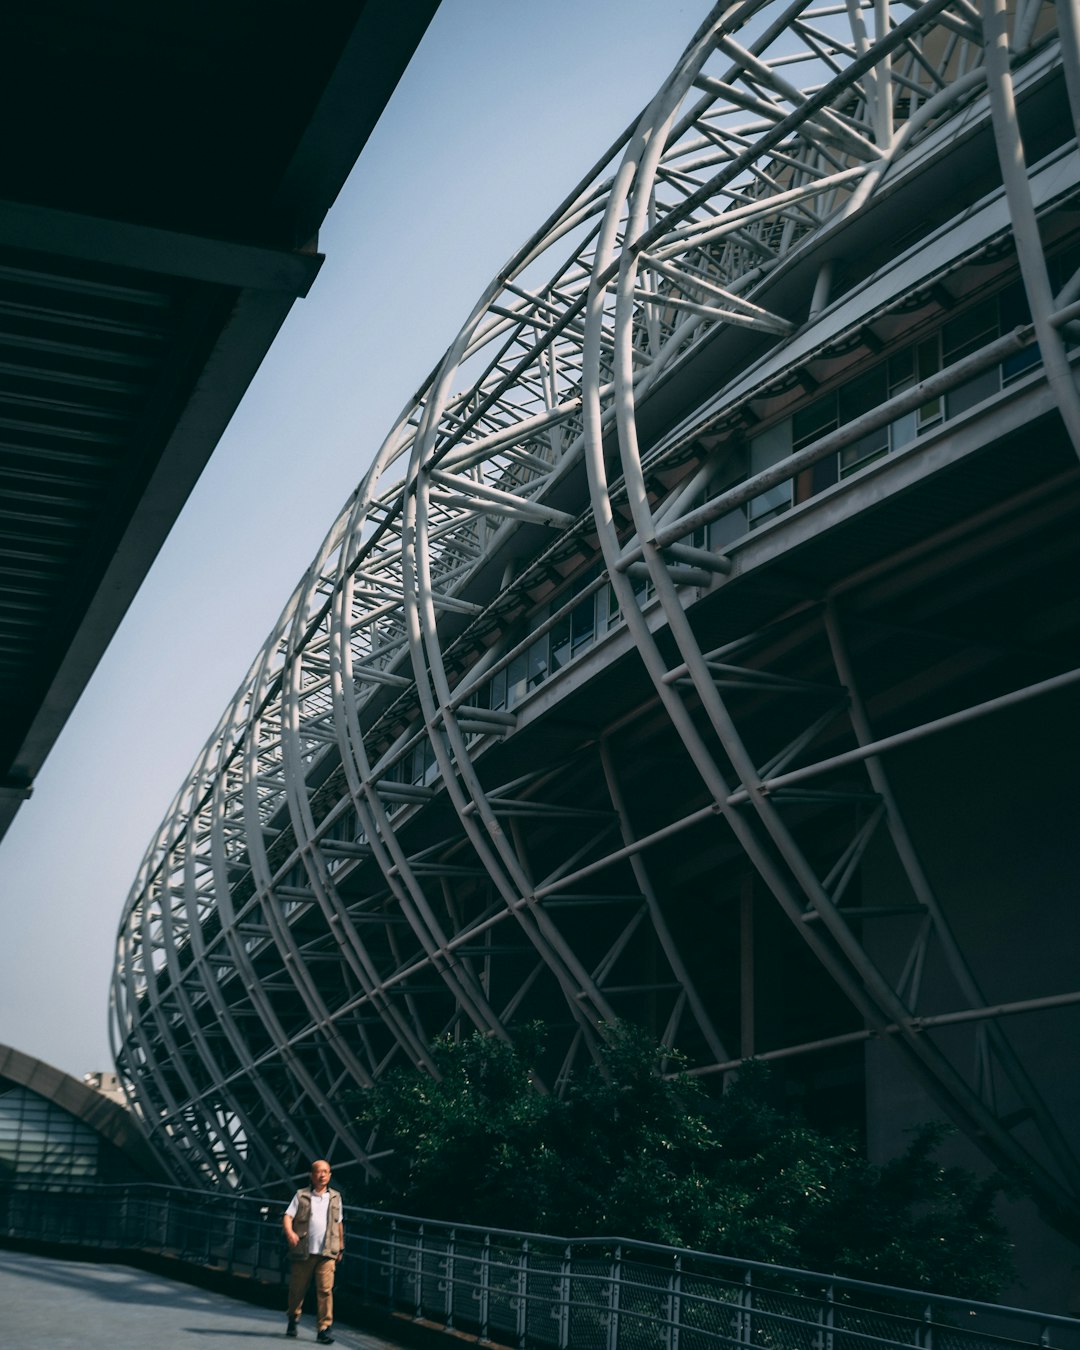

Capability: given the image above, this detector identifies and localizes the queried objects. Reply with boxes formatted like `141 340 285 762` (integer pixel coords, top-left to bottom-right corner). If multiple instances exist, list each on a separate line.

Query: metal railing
2 1181 1078 1350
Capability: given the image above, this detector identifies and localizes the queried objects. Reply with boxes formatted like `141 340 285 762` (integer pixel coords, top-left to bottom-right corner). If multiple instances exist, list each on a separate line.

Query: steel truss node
112 0 1080 1243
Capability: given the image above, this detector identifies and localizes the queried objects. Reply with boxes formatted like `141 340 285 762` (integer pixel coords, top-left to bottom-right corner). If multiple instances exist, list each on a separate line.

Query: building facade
111 0 1080 1302
0 1045 163 1186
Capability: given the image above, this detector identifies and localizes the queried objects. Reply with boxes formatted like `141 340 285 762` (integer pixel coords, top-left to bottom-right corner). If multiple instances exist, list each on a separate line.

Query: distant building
111 1 1080 1311
0 1046 163 1185
82 1071 126 1107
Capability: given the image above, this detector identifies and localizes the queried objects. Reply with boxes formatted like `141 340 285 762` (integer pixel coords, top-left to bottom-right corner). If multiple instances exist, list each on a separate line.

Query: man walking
283 1158 344 1343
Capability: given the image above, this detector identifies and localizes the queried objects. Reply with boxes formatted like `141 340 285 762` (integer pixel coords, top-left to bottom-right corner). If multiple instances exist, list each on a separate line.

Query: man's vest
289 1186 343 1258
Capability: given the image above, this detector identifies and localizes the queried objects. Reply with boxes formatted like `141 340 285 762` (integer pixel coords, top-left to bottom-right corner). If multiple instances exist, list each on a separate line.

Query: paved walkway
0 1249 410 1349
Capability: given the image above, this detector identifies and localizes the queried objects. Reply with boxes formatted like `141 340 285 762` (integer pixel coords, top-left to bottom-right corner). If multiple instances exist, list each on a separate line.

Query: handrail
2 1181 1078 1349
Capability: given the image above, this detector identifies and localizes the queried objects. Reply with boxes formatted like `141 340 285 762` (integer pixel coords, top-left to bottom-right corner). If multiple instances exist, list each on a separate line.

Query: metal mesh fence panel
567 1255 615 1350
523 1247 566 1348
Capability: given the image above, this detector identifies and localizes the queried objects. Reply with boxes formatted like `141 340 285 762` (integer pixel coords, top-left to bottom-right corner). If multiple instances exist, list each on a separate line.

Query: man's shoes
316 1331 335 1345
285 1317 298 1338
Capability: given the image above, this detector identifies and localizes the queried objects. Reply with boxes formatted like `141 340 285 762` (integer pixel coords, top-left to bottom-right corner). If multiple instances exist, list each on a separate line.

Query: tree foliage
350 1023 1013 1299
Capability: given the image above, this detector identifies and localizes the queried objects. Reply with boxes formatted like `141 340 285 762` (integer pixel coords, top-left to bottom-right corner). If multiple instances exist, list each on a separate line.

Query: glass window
792 393 837 451
888 408 918 452
838 366 889 474
0 1086 101 1182
425 736 442 785
749 420 794 524
604 576 650 630
888 344 914 392
598 583 617 633
490 666 507 711
411 737 437 785
839 364 887 422
791 392 840 501
916 336 942 427
999 280 1040 381
605 582 621 630
527 638 547 690
709 506 747 550
708 439 749 498
886 345 918 451
507 652 528 706
947 367 1000 418
550 615 572 672
936 302 1002 418
1050 242 1080 292
942 298 998 363
570 594 595 655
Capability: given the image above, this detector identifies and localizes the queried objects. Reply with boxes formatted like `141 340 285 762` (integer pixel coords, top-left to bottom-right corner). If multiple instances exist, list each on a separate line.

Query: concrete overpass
0 0 439 843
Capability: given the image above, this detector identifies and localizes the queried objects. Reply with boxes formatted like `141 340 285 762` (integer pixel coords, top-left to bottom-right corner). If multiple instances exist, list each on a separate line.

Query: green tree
350 1023 1014 1299
352 1024 564 1230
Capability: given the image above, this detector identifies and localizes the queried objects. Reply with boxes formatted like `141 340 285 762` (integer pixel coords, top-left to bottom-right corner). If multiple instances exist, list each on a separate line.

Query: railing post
415 1223 425 1319
816 1282 835 1350
445 1227 457 1331
255 1204 267 1281
607 1244 622 1350
479 1233 492 1343
358 1212 370 1305
739 1268 753 1346
667 1251 682 1350
388 1218 398 1308
557 1242 572 1350
515 1238 529 1350
922 1303 934 1350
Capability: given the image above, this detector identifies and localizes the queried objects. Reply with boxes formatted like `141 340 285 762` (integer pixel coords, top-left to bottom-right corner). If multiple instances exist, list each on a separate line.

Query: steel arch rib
114 720 287 1185
331 440 523 1057
405 433 620 1055
597 736 731 1066
580 0 1080 1230
238 558 384 1176
111 0 1080 1207
398 200 631 1055
302 428 510 1079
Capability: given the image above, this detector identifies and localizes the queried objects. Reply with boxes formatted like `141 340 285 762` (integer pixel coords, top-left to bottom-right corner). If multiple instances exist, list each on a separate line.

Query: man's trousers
287 1253 336 1331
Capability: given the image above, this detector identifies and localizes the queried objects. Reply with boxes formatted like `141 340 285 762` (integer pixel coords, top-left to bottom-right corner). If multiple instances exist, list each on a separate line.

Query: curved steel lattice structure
112 0 1080 1242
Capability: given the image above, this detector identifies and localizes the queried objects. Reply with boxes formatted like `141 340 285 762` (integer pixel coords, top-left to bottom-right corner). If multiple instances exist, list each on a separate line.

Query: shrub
350 1023 1013 1298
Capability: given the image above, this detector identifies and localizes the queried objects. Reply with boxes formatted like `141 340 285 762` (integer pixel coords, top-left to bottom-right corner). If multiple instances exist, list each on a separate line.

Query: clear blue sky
0 1 698 1079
